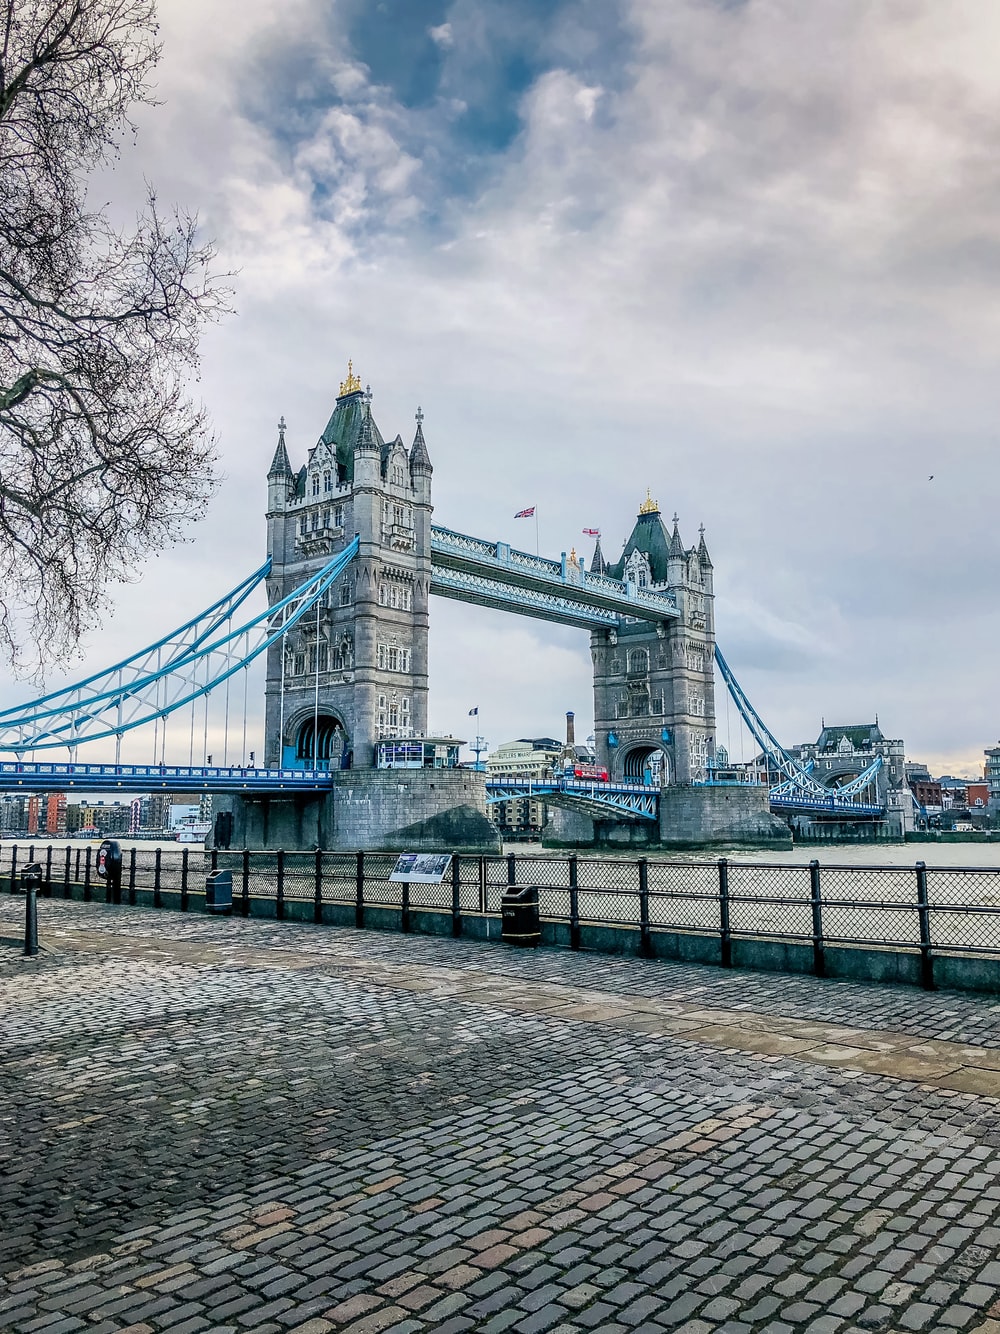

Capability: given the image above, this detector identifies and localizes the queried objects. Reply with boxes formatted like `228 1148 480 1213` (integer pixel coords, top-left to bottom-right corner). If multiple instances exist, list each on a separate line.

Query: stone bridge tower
590 493 716 785
263 364 432 770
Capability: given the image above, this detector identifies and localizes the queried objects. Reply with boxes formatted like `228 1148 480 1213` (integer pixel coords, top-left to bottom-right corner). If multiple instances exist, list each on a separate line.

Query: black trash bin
205 869 233 915
501 885 540 947
96 840 122 903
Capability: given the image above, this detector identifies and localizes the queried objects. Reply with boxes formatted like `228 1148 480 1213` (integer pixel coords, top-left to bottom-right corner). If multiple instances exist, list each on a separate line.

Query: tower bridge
0 362 890 848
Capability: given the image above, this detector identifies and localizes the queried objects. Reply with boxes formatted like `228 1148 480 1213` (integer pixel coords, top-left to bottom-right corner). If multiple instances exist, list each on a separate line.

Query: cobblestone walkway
2 899 1000 1334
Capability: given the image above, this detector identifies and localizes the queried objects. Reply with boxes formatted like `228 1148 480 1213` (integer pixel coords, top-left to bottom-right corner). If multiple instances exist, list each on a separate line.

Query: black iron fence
4 844 1000 989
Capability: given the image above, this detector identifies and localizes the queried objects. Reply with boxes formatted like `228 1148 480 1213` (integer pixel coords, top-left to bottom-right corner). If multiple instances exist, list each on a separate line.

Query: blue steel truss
713 644 885 816
486 776 658 821
430 526 679 628
0 539 360 754
0 761 334 795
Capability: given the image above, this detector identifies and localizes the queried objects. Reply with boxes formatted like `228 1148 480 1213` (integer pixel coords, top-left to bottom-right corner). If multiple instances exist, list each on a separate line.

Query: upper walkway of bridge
430 525 680 628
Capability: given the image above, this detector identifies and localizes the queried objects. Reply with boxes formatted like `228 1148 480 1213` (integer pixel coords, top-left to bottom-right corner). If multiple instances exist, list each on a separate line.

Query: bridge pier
213 768 500 853
543 784 790 851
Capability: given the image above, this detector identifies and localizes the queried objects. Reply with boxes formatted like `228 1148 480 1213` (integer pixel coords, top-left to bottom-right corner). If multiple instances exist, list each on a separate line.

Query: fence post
74 847 81 883
10 845 18 895
153 848 162 909
355 851 365 929
451 854 462 938
915 861 935 991
401 879 411 934
569 854 580 951
180 848 189 912
507 851 516 887
44 846 53 898
83 847 92 902
128 847 137 906
718 857 731 968
479 855 487 915
211 846 218 872
809 859 825 978
276 849 285 920
314 848 323 924
638 857 652 958
241 848 250 917
63 846 72 899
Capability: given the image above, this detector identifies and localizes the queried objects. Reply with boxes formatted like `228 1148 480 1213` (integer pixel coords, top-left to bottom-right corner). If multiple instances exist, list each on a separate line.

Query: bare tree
0 0 229 669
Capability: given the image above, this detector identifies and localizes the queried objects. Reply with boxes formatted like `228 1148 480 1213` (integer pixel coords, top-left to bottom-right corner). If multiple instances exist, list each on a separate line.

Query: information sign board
389 852 453 884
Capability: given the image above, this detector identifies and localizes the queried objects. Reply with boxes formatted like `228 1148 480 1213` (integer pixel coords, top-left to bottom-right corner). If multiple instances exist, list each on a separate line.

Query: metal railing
3 845 1000 990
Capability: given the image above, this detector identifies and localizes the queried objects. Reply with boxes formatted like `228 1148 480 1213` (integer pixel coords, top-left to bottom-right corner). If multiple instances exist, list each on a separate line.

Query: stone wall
659 784 791 848
544 785 791 849
215 769 500 853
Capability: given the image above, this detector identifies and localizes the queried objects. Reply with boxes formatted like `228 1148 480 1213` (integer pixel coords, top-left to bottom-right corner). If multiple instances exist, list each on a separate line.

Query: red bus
569 763 609 782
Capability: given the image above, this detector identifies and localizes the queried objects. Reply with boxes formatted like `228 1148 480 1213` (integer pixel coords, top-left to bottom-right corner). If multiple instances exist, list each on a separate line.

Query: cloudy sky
14 0 1000 775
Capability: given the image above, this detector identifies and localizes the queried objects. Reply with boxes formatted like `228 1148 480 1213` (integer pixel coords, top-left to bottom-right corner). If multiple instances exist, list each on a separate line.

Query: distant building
986 744 1000 812
967 782 989 811
791 720 905 812
78 803 131 835
487 737 562 837
910 779 943 815
45 793 67 836
938 776 970 811
0 795 27 835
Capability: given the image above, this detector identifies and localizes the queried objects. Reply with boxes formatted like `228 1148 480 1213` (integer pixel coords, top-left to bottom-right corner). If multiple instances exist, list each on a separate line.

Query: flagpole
535 509 539 557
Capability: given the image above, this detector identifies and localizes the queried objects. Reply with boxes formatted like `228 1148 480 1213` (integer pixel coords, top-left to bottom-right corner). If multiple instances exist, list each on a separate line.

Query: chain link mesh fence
5 843 1000 961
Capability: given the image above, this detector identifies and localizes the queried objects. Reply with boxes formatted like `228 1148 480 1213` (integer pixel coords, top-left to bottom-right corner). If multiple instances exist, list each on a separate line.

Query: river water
4 835 999 868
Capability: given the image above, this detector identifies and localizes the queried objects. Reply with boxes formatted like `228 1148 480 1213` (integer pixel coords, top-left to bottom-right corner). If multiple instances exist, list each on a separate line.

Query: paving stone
4 900 1000 1334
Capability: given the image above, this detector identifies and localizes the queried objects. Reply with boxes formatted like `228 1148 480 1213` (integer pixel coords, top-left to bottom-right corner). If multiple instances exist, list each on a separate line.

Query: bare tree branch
0 0 230 671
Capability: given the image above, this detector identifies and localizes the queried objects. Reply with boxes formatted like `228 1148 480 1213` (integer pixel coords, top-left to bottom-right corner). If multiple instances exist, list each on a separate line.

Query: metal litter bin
205 869 233 914
501 885 540 947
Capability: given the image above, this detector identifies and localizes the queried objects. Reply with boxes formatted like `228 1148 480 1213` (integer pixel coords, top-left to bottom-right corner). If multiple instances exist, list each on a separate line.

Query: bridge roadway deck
0 761 334 794
3 898 1000 1333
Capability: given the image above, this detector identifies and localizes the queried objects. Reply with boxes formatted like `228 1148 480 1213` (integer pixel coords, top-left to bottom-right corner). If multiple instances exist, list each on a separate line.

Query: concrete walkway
2 898 1000 1334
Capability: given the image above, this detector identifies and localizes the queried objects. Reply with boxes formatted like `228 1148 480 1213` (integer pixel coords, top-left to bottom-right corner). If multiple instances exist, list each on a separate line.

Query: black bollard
24 886 38 957
20 862 43 957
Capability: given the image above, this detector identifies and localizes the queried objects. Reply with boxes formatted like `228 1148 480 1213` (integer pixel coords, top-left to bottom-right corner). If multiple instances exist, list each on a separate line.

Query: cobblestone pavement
3 899 1000 1334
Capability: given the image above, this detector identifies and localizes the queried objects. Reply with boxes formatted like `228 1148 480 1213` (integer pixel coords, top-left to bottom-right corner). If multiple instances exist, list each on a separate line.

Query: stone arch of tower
292 710 349 770
618 742 670 785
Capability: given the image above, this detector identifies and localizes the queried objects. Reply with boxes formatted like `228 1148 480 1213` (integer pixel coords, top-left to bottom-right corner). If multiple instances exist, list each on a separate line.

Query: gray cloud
6 0 999 780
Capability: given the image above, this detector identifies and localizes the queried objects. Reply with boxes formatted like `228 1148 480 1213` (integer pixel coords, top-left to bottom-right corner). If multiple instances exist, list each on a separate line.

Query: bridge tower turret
263 363 431 770
590 493 716 787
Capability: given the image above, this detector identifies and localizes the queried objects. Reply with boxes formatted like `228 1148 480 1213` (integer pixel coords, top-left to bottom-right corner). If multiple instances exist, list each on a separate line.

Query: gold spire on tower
338 359 362 396
639 488 659 515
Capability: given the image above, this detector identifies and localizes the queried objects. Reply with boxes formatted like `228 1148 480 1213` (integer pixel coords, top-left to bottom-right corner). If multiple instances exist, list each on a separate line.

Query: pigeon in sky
929 475 934 480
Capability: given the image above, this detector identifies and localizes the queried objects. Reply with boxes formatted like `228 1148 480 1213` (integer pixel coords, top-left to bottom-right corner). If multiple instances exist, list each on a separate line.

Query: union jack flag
514 506 535 518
